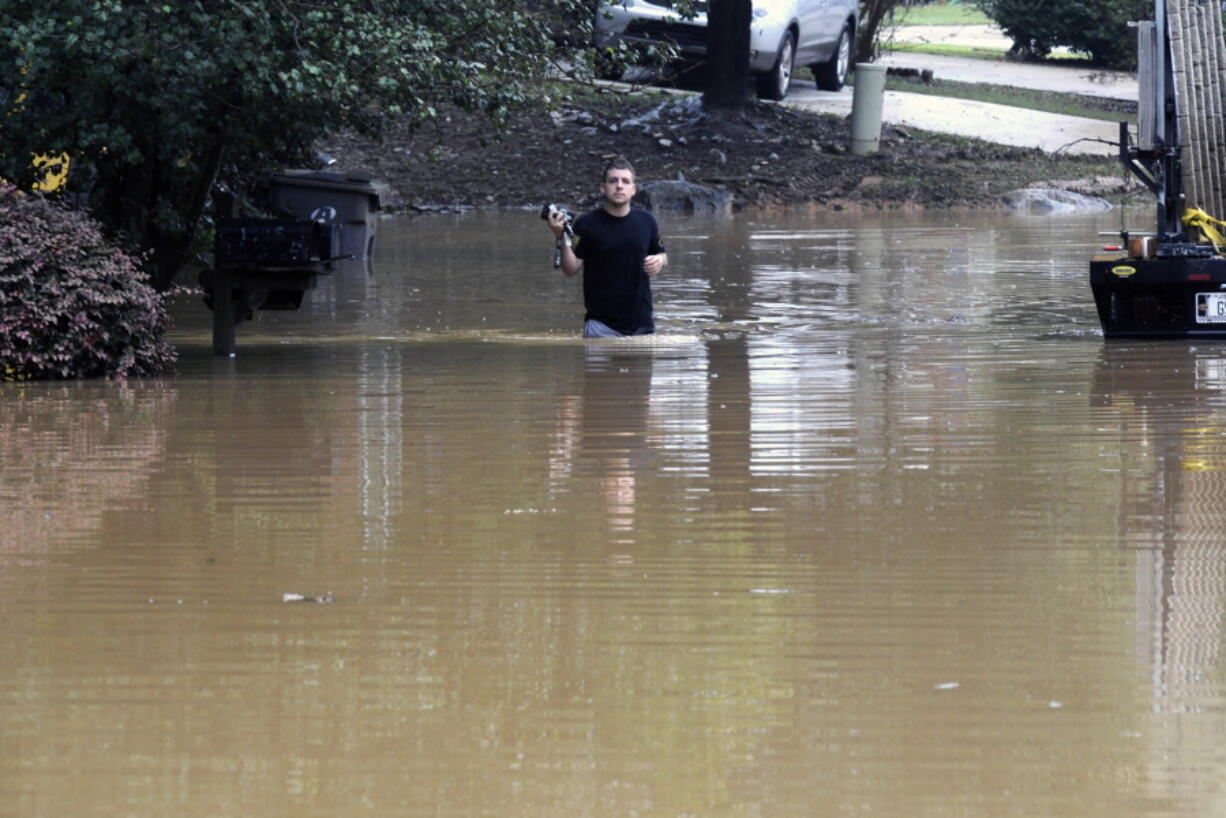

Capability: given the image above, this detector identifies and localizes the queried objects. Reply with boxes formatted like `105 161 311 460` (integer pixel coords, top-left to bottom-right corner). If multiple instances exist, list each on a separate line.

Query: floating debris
282 593 334 604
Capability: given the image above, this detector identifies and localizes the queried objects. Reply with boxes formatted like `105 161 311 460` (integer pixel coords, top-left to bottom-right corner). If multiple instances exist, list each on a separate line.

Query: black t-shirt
572 206 664 335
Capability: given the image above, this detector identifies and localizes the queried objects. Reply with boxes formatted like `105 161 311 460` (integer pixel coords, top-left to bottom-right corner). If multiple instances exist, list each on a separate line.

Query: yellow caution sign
4 86 71 193
29 152 70 192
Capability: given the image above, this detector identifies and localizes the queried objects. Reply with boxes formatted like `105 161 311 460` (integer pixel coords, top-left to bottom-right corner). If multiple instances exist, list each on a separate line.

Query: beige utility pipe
850 63 887 155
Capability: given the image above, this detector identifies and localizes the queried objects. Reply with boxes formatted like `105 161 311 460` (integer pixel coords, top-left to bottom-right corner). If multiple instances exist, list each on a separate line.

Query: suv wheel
814 22 852 91
755 31 796 101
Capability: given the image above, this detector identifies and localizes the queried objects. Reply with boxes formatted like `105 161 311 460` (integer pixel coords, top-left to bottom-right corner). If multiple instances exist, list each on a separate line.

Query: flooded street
5 208 1226 817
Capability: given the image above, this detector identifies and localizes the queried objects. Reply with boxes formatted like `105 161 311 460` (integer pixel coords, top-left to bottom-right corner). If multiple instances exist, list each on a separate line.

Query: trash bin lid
271 169 388 209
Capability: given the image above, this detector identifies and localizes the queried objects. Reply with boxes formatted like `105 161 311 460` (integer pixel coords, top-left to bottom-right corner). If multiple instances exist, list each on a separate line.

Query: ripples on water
4 209 1226 817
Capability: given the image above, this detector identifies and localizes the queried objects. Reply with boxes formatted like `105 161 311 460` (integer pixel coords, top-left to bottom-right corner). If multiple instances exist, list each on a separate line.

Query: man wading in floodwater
546 157 668 337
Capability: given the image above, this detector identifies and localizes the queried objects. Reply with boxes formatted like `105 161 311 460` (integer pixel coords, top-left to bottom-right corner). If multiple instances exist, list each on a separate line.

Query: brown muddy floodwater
4 208 1226 817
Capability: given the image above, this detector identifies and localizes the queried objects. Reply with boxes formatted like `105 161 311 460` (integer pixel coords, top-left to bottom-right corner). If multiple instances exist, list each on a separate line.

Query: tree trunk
153 136 225 291
703 0 752 111
91 131 224 292
855 0 903 65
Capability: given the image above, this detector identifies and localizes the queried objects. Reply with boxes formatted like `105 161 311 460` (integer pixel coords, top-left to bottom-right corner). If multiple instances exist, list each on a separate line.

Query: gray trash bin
267 169 389 261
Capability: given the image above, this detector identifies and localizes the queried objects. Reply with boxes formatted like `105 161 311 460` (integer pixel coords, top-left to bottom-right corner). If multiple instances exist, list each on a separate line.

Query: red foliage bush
1 189 176 379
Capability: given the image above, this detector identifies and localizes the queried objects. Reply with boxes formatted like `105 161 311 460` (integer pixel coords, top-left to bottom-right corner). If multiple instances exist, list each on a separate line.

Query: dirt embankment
319 91 1132 214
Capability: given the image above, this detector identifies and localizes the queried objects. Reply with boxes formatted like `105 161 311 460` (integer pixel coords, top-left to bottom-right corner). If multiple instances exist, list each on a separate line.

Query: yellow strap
1182 206 1226 253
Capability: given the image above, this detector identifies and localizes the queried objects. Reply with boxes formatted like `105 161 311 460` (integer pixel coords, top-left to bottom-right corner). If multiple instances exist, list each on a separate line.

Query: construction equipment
1089 0 1226 337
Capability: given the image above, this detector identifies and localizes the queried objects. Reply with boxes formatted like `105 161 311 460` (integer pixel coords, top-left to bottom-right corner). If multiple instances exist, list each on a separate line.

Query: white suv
594 0 857 100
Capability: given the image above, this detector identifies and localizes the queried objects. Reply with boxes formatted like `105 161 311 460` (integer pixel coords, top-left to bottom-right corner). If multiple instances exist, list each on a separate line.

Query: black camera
541 204 575 269
540 203 574 237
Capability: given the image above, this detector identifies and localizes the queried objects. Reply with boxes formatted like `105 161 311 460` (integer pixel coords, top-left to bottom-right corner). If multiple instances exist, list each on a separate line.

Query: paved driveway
785 80 1124 156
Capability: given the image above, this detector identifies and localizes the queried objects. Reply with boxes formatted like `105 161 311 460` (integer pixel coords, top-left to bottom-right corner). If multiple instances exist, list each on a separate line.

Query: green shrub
974 0 1147 68
0 189 176 380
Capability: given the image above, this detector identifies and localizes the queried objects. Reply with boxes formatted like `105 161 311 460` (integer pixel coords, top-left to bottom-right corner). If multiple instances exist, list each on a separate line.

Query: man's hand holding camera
541 204 577 272
543 204 573 239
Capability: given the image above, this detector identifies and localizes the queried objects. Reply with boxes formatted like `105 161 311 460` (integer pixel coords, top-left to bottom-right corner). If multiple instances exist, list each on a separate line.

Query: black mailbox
215 218 339 268
202 218 341 356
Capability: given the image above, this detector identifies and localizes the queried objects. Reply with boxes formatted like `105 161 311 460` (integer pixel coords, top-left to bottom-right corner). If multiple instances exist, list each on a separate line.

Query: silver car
594 0 857 100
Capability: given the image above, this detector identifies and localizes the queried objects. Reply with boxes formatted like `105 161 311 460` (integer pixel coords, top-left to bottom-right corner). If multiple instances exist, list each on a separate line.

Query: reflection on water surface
4 209 1226 817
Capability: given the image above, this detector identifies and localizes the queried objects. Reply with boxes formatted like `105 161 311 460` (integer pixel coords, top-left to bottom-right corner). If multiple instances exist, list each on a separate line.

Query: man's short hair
602 156 636 183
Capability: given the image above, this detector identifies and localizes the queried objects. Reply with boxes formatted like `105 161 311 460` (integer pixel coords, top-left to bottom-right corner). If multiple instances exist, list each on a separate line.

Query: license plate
1197 292 1226 323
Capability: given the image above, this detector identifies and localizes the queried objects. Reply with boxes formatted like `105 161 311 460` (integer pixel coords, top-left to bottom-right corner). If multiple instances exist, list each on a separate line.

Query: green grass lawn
887 41 1007 59
886 40 1090 62
891 1 991 26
